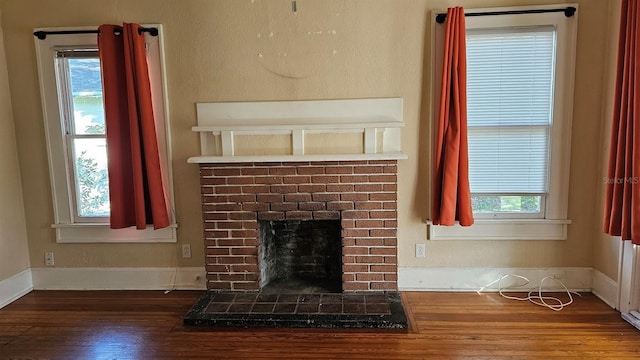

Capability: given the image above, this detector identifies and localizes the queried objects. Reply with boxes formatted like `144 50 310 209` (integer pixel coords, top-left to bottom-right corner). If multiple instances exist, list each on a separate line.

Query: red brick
216 239 245 247
342 238 356 246
201 177 226 185
342 247 369 255
384 274 398 281
231 247 258 256
341 160 367 165
241 185 271 194
205 265 231 272
384 238 398 246
200 186 214 194
216 221 245 230
342 274 356 282
241 203 269 212
325 166 353 174
342 256 356 264
370 229 397 237
341 229 369 237
355 238 385 246
257 194 283 203
383 165 398 173
369 210 397 219
311 175 339 184
232 282 260 291
384 256 397 264
356 273 384 281
257 212 285 221
299 202 326 211
228 194 256 203
342 282 369 291
341 219 355 228
227 177 254 185
269 167 297 175
285 193 312 202
343 264 369 272
383 184 397 191
368 160 396 165
354 184 383 192
216 256 246 264
201 195 228 203
283 176 311 184
353 166 384 174
254 176 283 185
355 201 383 210
327 201 354 211
297 167 325 175
231 264 259 272
342 210 369 219
211 203 242 212
369 174 397 183
270 202 298 211
242 167 269 175
270 184 298 193
384 220 398 227
204 230 229 238
370 247 396 255
313 211 340 220
369 193 397 201
312 193 340 202
355 219 384 228
341 193 368 201
214 186 243 194
340 175 369 183
370 265 396 272
199 168 214 177
383 202 398 210
218 274 248 281
371 282 397 290
205 248 230 256
203 213 228 221
326 184 354 192
356 256 384 263
285 211 312 220
298 184 325 193
230 230 258 238
213 168 241 176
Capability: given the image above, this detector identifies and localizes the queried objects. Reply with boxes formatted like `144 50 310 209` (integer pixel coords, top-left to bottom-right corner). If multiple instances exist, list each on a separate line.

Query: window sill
52 223 178 243
426 219 571 241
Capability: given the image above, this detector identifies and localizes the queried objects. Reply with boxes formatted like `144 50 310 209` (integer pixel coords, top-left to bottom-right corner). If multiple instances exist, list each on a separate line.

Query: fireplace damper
260 220 342 294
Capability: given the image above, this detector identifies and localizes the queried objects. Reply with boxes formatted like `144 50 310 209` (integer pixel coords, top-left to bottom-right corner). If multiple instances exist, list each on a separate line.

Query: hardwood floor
1 290 639 359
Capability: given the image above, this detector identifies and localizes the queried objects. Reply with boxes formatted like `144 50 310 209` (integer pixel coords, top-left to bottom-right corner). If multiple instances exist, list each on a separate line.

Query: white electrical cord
477 274 581 311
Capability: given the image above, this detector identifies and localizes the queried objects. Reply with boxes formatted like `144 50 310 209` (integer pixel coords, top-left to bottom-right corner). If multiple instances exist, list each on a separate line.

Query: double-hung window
429 5 578 240
34 26 176 243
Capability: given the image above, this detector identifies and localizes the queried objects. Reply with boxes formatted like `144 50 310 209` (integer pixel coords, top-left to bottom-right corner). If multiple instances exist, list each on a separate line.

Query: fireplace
199 160 399 293
186 99 408 328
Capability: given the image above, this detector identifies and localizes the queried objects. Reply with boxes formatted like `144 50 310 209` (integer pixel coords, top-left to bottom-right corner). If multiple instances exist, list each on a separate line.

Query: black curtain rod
33 27 158 40
436 6 576 24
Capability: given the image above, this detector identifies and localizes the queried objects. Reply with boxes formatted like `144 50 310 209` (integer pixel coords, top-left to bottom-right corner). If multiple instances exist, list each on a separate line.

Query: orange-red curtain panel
603 0 640 245
432 7 474 227
98 23 169 230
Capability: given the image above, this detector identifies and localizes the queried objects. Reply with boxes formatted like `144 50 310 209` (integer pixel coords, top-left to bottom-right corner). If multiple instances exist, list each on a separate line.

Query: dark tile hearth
183 291 408 330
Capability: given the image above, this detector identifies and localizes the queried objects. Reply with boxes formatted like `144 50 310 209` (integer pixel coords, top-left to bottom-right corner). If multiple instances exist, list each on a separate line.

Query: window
429 5 577 240
34 26 176 243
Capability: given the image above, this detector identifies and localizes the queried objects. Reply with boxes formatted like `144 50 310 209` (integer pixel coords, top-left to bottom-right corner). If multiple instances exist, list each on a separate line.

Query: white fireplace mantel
188 98 407 163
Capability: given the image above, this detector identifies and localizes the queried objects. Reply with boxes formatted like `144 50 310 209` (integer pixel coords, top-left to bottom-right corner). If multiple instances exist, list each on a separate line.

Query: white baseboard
0 269 33 309
31 267 207 290
591 269 618 309
398 267 593 292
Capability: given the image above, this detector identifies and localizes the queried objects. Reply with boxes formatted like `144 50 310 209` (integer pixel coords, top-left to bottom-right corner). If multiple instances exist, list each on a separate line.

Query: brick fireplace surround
199 160 399 293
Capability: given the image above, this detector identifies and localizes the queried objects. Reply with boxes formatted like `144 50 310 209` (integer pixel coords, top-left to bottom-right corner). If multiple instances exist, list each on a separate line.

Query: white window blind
466 26 556 195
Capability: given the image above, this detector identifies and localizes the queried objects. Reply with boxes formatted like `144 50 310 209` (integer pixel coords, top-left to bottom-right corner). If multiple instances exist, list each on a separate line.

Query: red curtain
432 7 474 226
603 0 640 245
98 23 169 230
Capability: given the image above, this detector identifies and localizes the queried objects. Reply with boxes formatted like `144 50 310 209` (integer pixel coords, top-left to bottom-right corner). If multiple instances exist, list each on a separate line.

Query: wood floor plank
0 291 639 359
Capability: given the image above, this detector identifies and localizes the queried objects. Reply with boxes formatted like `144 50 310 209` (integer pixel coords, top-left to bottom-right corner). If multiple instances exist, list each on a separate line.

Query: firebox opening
260 220 342 294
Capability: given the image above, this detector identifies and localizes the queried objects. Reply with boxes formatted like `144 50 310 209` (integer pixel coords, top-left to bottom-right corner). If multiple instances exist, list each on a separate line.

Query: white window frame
34 25 177 243
428 5 577 240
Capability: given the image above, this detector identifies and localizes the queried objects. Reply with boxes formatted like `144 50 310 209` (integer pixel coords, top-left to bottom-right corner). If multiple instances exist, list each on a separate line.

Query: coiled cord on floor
477 274 581 311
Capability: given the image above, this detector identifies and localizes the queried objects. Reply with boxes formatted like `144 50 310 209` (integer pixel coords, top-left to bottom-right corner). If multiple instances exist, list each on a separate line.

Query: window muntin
466 26 556 218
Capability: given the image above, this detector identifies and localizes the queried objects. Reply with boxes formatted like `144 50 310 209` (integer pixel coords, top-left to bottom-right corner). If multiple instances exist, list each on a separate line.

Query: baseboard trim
398 267 593 292
0 269 33 309
31 267 207 290
591 269 618 309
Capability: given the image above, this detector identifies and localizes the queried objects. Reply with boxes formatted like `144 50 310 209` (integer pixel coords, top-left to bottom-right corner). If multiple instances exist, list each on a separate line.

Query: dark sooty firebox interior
260 220 342 294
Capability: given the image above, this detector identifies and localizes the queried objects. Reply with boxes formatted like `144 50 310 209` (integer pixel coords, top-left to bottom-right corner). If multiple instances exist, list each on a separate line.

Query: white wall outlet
45 251 55 266
415 243 426 258
181 244 192 258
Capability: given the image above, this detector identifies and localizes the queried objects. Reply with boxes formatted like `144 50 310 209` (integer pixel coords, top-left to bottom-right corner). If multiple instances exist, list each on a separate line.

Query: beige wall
0 8 30 281
0 0 613 272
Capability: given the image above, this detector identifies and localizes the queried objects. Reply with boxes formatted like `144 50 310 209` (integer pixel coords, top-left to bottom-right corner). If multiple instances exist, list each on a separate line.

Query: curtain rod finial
436 13 447 24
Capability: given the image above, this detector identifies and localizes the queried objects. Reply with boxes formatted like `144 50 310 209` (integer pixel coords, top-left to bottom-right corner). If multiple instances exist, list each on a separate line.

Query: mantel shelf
190 98 405 160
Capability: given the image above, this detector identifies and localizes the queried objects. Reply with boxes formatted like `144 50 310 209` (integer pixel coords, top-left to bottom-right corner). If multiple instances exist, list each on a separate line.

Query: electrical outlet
45 251 55 266
415 243 426 258
181 244 192 258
